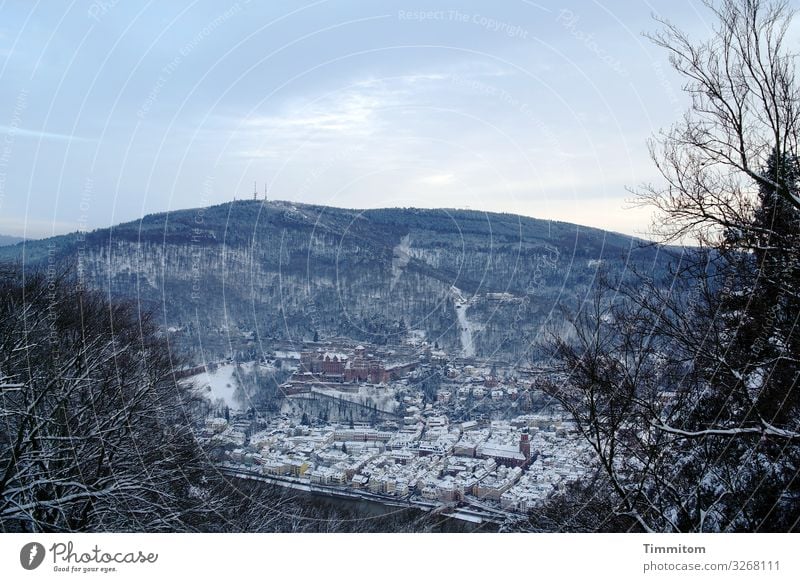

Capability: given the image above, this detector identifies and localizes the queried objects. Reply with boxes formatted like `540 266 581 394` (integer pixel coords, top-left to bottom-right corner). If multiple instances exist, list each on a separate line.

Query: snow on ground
275 350 300 359
451 286 476 358
405 329 426 346
450 285 467 303
356 384 399 413
193 364 242 411
390 234 412 291
313 384 399 413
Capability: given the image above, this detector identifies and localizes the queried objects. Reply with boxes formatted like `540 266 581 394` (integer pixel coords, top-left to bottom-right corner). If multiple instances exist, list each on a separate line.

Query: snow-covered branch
651 419 800 440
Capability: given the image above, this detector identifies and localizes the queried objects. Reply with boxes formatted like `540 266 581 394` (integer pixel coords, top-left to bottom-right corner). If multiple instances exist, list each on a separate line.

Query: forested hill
0 200 673 360
0 234 25 246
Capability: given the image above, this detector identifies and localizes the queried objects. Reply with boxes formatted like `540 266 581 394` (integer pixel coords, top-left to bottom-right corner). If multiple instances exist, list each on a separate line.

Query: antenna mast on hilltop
253 181 258 201
264 182 268 202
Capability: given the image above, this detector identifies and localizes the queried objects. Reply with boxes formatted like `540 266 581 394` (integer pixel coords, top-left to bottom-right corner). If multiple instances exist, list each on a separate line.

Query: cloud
229 66 503 160
244 91 383 136
418 173 456 185
0 125 96 143
218 62 656 238
231 84 396 160
510 196 655 239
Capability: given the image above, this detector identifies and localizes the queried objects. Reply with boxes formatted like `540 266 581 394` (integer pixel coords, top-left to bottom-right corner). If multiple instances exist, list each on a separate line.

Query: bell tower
519 428 531 461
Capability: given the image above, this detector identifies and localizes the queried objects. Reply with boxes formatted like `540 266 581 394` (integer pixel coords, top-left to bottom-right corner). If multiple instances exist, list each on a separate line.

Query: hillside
0 200 673 361
0 234 25 247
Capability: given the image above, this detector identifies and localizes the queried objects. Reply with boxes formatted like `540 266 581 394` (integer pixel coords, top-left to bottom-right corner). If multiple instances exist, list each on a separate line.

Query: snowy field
192 364 242 411
451 286 477 358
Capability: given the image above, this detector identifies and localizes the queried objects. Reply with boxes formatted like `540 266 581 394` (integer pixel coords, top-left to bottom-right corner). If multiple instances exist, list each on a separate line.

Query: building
300 349 349 376
344 356 387 383
453 442 477 457
519 428 531 460
475 467 523 500
285 459 310 477
476 431 531 468
299 346 394 383
351 475 369 489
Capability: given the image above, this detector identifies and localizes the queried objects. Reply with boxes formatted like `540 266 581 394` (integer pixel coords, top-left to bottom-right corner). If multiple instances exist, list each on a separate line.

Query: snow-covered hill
1 200 670 360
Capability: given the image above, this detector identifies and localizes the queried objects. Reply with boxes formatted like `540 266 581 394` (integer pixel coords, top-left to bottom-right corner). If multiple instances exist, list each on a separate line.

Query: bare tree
640 0 800 244
637 0 800 443
541 0 800 532
0 265 211 532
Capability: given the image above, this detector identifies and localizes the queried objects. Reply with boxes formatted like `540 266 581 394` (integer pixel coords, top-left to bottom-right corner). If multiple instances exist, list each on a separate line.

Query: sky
0 0 724 239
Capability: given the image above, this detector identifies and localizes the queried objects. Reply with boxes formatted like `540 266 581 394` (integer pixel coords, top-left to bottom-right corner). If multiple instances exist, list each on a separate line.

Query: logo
20 542 46 570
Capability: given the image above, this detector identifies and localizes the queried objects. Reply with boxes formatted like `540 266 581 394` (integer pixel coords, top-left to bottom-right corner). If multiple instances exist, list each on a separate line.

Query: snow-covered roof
478 443 525 461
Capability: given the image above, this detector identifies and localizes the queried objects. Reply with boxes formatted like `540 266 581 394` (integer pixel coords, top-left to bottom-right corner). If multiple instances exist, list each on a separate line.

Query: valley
0 200 669 527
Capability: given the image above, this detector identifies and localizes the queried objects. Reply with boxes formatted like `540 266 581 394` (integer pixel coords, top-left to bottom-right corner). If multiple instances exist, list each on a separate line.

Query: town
188 335 592 524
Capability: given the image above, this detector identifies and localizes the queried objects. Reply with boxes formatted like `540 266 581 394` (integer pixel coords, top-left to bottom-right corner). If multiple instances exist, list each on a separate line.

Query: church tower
519 428 531 461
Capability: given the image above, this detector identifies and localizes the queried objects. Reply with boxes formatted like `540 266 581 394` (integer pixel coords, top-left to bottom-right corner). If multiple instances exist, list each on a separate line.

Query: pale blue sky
0 1 722 238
